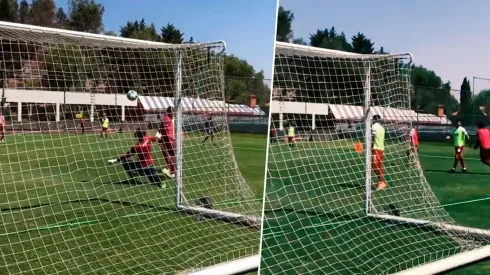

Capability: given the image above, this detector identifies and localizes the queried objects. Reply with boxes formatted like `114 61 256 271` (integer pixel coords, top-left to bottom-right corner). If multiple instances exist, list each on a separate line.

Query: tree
27 0 56 27
0 0 18 22
460 77 472 113
224 55 270 105
351 32 374 54
160 23 184 44
276 6 294 42
54 7 69 29
411 65 458 115
292 38 307 45
69 0 105 33
18 0 29 23
120 19 160 41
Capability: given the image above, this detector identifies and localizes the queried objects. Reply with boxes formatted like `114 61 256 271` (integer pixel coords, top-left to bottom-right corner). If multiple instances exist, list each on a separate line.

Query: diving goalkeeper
108 128 164 188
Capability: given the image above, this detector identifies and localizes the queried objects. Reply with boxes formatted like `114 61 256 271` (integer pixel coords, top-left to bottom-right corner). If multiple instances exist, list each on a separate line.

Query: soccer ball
127 90 138 101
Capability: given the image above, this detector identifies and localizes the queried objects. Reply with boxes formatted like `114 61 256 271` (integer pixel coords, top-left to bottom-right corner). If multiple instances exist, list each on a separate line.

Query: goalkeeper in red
372 115 387 190
108 128 164 188
159 106 176 179
449 119 469 173
474 121 490 171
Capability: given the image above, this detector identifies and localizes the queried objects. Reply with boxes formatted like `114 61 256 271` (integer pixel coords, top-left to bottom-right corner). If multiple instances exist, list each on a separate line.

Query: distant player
80 117 86 135
473 121 490 171
372 115 387 190
100 116 109 139
0 112 5 143
269 127 277 144
448 119 470 173
408 127 421 168
201 116 216 146
159 106 176 178
108 128 164 188
287 124 295 148
408 127 419 155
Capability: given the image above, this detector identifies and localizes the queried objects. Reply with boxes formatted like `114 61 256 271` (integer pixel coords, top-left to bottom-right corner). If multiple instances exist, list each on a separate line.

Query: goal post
0 21 260 275
261 41 490 275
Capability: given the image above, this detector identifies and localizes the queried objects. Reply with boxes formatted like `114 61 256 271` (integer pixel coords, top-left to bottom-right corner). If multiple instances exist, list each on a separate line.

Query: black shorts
480 149 490 164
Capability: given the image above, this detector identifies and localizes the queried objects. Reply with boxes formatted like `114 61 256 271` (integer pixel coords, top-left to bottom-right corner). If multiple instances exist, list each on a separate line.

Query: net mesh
260 42 490 275
0 23 260 274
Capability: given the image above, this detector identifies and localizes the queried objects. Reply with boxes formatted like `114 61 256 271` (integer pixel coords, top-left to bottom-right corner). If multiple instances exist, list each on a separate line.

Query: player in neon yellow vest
449 119 469 173
371 115 387 190
101 116 109 140
287 124 295 148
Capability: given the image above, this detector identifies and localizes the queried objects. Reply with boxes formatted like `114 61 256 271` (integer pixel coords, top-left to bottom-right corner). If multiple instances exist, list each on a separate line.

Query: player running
100 116 109 139
201 116 216 146
0 112 5 143
372 115 387 190
159 106 176 179
473 121 490 172
448 119 470 173
108 128 164 188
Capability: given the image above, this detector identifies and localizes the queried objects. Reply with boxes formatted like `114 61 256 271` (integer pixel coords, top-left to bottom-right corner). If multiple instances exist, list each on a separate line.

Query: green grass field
261 140 490 275
0 132 266 275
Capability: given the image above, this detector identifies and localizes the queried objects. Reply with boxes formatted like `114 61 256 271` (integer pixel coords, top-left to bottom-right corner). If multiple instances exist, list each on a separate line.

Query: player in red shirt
159 106 176 178
108 128 164 188
0 112 5 143
474 121 490 169
407 128 419 155
408 127 421 168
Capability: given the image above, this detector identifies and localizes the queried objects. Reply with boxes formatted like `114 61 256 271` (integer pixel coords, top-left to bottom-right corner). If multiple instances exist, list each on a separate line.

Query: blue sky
55 0 278 81
280 0 490 100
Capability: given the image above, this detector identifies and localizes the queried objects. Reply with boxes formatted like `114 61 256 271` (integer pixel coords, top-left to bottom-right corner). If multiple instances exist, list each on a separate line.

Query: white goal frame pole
174 50 184 207
0 21 224 50
363 62 373 215
368 213 490 239
186 255 260 275
392 245 490 275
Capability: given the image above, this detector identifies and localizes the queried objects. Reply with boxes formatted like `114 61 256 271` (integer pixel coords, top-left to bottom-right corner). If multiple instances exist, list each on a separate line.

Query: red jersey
410 128 419 147
133 136 157 167
0 116 5 127
478 128 490 149
161 114 174 140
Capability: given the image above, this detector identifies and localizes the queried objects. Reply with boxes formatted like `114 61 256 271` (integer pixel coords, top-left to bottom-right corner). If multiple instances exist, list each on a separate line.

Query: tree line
276 6 483 119
0 0 269 106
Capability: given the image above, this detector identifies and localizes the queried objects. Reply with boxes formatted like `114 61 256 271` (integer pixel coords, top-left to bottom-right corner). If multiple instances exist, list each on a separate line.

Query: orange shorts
372 149 384 167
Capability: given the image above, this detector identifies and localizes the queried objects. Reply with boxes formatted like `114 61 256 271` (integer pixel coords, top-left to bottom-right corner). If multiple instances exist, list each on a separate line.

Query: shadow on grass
425 169 490 176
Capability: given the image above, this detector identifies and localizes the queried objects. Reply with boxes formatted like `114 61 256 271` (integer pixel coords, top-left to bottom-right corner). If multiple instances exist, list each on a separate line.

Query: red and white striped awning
328 104 450 124
328 104 364 119
139 96 265 116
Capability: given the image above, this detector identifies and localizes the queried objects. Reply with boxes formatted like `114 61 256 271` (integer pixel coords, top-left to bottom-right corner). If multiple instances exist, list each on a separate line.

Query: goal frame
275 41 490 275
0 20 259 275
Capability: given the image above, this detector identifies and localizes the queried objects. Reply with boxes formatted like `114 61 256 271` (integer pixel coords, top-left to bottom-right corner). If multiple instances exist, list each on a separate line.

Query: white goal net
260 42 490 275
0 22 261 275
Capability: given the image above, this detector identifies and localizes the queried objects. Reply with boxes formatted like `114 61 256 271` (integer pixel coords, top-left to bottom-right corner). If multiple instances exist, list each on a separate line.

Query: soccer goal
0 21 260 275
260 41 490 275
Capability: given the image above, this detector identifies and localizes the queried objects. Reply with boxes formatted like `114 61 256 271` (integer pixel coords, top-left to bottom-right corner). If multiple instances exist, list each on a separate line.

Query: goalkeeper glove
108 159 118 165
155 131 162 140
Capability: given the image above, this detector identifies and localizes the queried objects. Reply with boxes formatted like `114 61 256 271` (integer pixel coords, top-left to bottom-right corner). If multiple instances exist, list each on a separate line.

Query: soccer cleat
162 168 175 179
377 181 388 190
159 182 166 188
462 168 467 173
449 168 456 173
